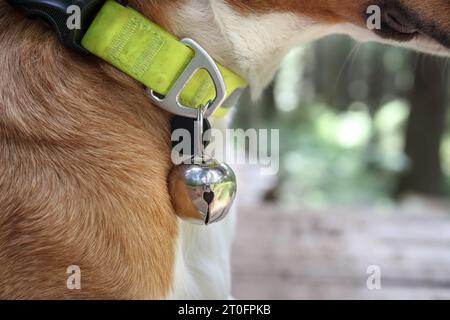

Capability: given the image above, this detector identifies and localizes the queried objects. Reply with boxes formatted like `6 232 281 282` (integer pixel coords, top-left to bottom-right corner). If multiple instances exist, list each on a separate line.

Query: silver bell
169 156 237 225
169 106 237 225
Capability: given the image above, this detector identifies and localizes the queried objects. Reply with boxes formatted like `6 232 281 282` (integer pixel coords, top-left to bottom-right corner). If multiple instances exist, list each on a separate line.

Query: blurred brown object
397 55 449 197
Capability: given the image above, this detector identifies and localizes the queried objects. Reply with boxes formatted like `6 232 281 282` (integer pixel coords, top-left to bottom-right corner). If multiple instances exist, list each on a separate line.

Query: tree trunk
397 56 448 197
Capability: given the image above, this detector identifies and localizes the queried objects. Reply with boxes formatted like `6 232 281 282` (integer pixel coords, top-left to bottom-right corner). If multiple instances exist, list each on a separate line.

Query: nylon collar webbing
81 0 247 116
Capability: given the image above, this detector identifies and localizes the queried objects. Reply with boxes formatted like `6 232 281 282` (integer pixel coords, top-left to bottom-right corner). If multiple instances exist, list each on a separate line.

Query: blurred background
230 35 450 299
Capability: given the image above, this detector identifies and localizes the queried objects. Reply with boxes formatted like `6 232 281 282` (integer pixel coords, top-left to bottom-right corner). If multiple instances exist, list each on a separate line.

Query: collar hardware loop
147 38 227 119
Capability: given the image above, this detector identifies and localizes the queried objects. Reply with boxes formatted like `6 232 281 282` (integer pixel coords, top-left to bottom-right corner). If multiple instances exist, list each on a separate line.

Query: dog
0 0 448 299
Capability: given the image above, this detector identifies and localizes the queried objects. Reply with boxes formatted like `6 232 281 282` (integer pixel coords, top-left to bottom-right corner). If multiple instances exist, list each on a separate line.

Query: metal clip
147 38 227 119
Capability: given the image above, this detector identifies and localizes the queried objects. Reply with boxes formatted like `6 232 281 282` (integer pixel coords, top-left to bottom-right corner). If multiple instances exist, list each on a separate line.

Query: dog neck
141 0 449 100
145 0 336 99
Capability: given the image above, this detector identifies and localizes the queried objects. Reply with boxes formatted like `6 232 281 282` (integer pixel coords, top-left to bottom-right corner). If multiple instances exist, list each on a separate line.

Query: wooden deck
231 205 450 299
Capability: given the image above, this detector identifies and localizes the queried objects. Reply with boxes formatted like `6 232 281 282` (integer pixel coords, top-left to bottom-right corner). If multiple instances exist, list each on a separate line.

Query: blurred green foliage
232 35 450 208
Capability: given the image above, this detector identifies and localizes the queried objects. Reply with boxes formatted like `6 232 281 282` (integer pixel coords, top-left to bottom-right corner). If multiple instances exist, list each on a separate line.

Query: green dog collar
81 0 247 117
7 0 247 118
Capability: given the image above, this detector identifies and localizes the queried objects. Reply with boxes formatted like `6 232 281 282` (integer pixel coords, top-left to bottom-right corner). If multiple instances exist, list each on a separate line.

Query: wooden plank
231 205 450 299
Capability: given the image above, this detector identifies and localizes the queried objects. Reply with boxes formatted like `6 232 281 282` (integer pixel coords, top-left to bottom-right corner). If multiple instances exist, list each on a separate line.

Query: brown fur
226 0 373 23
0 0 181 299
227 0 450 39
402 0 450 31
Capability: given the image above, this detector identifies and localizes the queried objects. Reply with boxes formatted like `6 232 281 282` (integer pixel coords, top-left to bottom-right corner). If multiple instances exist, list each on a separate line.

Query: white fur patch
169 191 237 299
168 0 336 99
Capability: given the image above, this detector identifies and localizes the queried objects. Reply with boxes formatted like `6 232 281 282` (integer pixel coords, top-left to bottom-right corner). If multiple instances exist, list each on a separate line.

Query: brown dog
0 0 449 299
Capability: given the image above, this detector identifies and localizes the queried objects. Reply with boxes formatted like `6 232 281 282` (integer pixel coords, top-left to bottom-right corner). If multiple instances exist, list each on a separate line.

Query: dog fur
0 0 448 299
